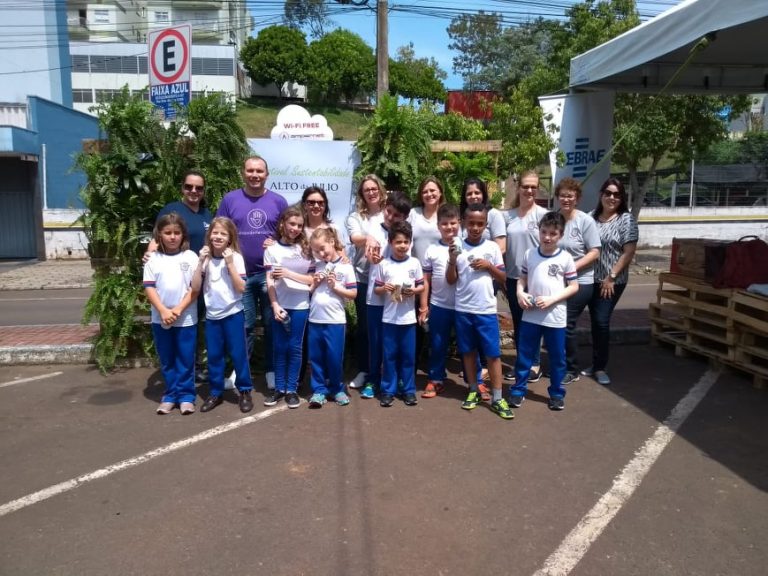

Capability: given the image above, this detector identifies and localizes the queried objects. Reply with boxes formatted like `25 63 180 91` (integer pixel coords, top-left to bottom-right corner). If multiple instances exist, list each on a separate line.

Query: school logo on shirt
484 253 494 261
527 221 538 231
548 264 561 277
408 270 416 279
569 227 582 241
180 262 191 271
247 209 268 230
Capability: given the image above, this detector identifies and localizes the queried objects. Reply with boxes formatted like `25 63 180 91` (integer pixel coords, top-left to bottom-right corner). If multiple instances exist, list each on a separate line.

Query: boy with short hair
511 211 578 411
361 191 412 399
373 221 425 406
447 203 513 420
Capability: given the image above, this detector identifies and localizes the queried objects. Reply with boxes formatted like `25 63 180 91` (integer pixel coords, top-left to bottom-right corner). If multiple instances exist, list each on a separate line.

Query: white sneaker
265 371 275 390
179 402 195 415
349 371 368 389
223 369 236 390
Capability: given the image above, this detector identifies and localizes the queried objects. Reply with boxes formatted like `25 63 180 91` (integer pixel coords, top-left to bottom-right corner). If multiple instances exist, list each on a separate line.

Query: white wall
638 206 768 247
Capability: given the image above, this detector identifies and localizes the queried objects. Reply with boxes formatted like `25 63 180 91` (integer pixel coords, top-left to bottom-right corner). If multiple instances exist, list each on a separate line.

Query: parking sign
148 24 191 120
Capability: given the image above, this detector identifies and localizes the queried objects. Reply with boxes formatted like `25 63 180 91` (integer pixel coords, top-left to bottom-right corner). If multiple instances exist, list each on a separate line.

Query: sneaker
285 392 301 409
528 367 542 383
360 384 375 399
179 401 195 415
594 370 611 386
335 391 351 406
509 395 525 408
239 391 254 413
548 397 565 411
265 372 276 390
580 367 595 378
478 383 492 402
491 398 514 420
562 372 580 385
461 391 481 410
156 401 175 415
349 371 368 389
421 381 444 398
308 393 326 408
503 370 516 382
264 390 285 406
403 393 418 406
379 393 394 407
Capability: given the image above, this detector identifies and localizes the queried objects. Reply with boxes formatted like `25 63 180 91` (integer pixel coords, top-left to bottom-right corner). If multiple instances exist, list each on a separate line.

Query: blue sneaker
308 393 326 408
360 383 375 399
335 391 351 406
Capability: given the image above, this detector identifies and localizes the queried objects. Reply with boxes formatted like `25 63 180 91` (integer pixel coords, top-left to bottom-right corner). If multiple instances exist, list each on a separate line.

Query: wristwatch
608 272 617 281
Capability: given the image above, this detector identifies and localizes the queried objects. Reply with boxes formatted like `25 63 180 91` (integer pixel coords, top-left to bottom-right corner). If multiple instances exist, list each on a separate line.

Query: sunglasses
305 199 325 207
602 190 621 198
183 184 204 192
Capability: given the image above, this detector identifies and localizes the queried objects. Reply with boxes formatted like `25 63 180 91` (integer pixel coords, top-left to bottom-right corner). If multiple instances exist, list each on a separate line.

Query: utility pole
336 0 388 102
376 0 389 103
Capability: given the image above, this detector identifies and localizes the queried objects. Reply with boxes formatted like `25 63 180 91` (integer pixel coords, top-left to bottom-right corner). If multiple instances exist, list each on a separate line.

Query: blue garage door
0 157 37 259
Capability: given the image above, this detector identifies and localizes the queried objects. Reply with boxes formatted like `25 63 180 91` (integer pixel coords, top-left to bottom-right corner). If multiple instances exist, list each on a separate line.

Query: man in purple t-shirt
216 156 288 388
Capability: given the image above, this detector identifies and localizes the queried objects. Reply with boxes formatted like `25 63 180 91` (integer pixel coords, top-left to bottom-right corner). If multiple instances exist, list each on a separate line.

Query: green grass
235 97 371 141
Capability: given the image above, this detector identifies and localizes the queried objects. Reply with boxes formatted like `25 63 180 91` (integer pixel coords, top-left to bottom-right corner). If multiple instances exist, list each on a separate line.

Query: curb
0 327 652 366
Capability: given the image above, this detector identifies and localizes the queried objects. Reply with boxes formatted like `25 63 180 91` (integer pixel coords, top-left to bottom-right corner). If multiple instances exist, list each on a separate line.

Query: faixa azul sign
148 24 191 120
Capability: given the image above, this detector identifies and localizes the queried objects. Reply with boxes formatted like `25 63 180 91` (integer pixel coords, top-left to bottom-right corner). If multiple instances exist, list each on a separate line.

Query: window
92 9 109 24
154 11 169 23
71 55 89 73
95 89 121 103
72 89 93 103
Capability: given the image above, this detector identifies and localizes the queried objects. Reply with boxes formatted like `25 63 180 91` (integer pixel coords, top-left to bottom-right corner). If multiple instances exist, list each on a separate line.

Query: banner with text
539 92 614 209
247 139 360 240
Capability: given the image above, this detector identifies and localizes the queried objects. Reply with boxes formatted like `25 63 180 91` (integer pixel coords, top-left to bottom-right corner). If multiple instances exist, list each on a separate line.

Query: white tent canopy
569 0 768 94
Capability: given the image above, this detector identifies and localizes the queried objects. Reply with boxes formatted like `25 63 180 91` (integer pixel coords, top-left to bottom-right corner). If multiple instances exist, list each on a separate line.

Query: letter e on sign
148 24 191 85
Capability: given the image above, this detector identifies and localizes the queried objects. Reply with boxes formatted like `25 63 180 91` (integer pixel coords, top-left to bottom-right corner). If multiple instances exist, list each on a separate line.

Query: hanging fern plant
76 88 248 372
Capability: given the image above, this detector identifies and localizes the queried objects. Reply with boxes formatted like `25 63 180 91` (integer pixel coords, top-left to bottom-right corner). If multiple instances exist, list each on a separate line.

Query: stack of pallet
649 272 768 387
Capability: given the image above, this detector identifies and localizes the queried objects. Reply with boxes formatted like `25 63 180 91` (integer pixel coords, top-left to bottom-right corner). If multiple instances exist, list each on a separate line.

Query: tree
305 29 375 104
389 43 447 103
283 0 330 39
240 26 308 96
447 11 503 91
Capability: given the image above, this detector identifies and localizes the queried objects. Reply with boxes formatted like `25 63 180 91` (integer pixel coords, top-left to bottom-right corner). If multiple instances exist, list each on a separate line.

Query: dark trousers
587 282 626 372
565 283 594 374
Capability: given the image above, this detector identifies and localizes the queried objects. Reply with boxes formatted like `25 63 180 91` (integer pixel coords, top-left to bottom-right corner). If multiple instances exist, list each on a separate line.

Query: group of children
145 187 579 419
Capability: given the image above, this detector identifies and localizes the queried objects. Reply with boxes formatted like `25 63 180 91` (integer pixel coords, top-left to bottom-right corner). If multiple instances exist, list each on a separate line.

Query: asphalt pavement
2 250 767 575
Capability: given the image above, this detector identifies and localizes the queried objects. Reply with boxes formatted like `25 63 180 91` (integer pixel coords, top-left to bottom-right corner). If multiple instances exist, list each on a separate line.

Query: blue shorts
455 311 500 358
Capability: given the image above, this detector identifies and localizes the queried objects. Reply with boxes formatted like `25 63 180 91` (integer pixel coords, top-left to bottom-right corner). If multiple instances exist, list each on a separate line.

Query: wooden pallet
651 274 768 387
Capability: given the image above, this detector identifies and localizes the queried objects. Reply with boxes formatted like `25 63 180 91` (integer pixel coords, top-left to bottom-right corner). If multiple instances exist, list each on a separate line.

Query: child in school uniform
447 203 513 420
191 216 254 414
307 227 357 408
373 221 425 407
264 205 315 409
143 213 200 415
360 191 412 399
510 211 578 411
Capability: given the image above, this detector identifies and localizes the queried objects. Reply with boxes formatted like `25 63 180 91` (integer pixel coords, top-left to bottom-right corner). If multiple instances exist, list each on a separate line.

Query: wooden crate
650 275 768 386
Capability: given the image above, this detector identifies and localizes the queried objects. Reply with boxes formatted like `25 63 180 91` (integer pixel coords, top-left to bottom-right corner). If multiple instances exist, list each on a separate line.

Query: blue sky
251 1 681 90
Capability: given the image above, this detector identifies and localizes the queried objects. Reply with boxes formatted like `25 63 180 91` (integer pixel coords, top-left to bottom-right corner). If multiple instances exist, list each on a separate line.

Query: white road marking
0 372 63 389
532 368 719 576
0 405 288 517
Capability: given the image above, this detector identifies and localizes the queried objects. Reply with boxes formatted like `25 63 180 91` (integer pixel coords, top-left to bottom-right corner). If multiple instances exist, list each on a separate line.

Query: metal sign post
148 24 191 120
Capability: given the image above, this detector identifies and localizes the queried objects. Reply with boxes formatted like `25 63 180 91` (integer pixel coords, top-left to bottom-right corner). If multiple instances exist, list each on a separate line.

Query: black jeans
587 282 626 372
565 283 594 374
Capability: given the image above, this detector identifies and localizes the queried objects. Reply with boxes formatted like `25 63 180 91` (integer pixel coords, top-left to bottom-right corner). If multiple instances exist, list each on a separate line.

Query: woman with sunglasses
144 170 212 259
582 178 638 386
